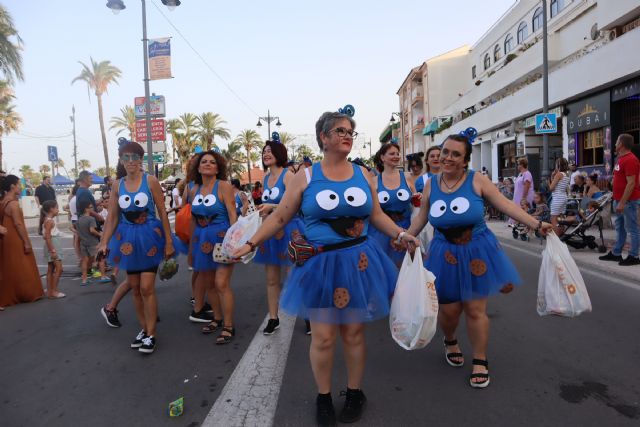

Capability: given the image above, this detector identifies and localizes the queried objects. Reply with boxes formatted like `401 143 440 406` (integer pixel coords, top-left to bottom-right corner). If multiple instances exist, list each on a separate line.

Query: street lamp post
106 0 181 175
70 105 78 178
541 0 550 183
390 112 405 168
256 110 282 140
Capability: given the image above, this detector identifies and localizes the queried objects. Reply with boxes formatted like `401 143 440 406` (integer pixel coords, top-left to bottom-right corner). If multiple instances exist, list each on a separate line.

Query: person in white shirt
170 178 183 212
569 162 581 187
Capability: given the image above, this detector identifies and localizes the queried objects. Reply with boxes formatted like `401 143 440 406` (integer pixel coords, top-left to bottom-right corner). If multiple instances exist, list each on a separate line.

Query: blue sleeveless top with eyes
190 180 229 225
302 163 372 245
414 172 433 194
428 170 485 230
118 173 156 223
377 171 412 220
262 170 287 205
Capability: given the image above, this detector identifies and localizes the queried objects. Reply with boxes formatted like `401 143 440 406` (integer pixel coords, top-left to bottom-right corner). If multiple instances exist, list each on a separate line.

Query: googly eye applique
378 191 390 204
118 194 132 209
344 187 367 207
262 189 271 202
396 189 410 201
269 187 280 200
133 192 149 208
450 197 470 214
203 194 217 207
430 200 447 218
192 194 204 206
316 190 340 210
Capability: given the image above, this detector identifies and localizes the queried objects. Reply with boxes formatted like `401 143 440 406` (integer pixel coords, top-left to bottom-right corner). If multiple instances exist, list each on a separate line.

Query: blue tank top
377 171 412 220
190 180 229 225
117 173 157 223
414 172 433 194
234 193 242 216
302 163 372 245
428 170 484 229
185 181 195 204
262 170 287 205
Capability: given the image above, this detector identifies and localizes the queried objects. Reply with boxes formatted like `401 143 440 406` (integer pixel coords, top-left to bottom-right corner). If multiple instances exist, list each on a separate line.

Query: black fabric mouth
320 216 368 237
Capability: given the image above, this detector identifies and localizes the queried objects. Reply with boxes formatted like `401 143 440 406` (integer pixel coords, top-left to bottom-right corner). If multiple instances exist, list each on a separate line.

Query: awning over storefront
422 119 439 135
379 124 392 143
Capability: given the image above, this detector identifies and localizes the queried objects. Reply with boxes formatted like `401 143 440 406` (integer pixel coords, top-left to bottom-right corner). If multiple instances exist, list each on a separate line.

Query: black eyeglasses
329 127 358 139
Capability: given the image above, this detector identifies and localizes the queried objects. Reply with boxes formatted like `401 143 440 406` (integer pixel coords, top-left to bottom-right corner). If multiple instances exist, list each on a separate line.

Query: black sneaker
619 256 640 266
101 305 121 328
203 302 213 313
263 318 280 335
139 335 156 354
131 330 147 348
189 310 213 323
305 319 312 336
316 393 337 427
338 388 367 423
599 251 623 262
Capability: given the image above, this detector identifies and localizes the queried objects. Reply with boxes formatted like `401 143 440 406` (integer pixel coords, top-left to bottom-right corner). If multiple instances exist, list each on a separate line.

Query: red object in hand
411 193 422 207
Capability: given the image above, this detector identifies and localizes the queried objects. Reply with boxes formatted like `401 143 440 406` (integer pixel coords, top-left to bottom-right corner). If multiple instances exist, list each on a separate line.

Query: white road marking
203 314 296 427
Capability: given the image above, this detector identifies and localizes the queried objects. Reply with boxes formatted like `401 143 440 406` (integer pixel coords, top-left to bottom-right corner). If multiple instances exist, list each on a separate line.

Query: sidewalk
487 220 640 284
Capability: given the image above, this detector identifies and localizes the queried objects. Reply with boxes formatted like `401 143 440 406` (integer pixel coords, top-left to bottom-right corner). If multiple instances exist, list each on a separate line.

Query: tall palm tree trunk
96 94 110 172
246 149 252 185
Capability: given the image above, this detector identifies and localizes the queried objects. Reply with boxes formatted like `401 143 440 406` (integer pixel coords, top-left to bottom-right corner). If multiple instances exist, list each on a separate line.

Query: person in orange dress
0 175 44 308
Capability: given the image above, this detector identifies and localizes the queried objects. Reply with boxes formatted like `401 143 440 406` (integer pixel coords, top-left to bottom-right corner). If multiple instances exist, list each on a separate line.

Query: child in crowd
40 200 65 299
77 200 111 286
529 192 550 223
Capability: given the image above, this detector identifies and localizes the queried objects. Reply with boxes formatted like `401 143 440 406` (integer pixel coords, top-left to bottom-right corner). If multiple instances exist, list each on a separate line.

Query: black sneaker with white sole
263 318 280 335
101 305 121 328
131 330 147 348
305 319 311 336
619 256 640 266
139 336 156 354
189 309 214 323
203 302 213 313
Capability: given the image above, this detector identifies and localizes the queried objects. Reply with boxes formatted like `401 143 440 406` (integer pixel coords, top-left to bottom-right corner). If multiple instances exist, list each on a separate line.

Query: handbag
287 231 318 266
213 243 234 264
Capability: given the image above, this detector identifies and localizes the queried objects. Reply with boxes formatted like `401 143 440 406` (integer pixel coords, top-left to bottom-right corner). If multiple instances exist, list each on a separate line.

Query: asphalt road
2 231 639 426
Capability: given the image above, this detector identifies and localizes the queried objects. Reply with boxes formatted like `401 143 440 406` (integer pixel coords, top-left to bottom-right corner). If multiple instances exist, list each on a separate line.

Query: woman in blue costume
412 146 442 253
188 151 238 344
253 135 299 336
407 129 553 388
234 110 418 426
98 141 177 355
231 178 249 218
369 142 416 266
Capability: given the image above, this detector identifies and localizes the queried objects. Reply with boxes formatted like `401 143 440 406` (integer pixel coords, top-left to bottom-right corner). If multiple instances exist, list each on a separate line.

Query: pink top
513 170 534 206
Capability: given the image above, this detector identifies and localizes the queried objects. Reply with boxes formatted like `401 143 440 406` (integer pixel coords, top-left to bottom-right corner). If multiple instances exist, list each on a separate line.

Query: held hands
398 231 420 253
257 203 276 218
232 242 254 259
537 222 554 236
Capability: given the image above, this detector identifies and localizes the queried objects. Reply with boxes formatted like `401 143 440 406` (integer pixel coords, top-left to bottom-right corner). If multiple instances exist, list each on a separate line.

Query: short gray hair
78 170 92 182
315 112 356 150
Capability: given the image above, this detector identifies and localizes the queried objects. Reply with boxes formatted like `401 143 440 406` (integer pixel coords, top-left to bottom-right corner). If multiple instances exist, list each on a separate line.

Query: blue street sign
47 145 58 162
535 113 557 134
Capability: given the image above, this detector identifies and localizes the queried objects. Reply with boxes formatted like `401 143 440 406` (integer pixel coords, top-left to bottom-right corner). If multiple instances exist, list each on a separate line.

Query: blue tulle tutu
191 221 229 272
424 226 522 304
369 217 411 267
280 238 398 324
253 220 300 266
108 217 172 271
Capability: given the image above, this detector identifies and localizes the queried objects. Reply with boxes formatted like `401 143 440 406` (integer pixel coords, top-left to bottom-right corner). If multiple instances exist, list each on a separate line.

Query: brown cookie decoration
444 250 457 265
115 233 121 241
192 235 199 243
120 243 133 256
275 230 285 240
345 219 365 238
470 259 487 276
566 284 576 295
358 252 369 271
113 255 121 264
333 288 350 309
154 227 162 237
217 231 227 239
147 246 158 257
200 242 214 254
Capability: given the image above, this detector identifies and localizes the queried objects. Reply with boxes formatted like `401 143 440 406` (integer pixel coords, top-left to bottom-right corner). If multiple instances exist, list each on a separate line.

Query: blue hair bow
459 127 478 144
303 156 312 164
338 104 355 117
194 145 203 154
117 137 130 147
271 131 281 143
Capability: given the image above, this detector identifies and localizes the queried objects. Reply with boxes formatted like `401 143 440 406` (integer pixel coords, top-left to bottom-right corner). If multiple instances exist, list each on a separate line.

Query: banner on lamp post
148 38 172 80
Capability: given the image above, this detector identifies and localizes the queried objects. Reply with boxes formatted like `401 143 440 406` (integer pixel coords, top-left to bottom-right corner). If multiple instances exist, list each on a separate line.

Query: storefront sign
135 119 166 141
611 78 640 102
135 95 166 118
567 92 610 133
148 38 172 80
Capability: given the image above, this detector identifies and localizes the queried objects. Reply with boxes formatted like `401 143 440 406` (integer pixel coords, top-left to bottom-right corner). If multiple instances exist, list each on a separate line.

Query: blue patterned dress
191 180 231 272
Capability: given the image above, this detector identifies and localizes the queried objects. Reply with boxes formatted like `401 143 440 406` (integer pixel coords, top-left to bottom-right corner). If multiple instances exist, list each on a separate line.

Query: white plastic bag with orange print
390 250 439 350
537 232 592 317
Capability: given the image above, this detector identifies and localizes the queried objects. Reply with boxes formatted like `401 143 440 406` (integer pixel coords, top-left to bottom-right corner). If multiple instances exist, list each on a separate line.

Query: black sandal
215 326 235 345
469 359 490 389
444 338 464 367
201 319 223 334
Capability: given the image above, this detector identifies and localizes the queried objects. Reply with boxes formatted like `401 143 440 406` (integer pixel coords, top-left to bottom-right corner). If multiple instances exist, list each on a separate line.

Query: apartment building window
499 142 517 178
504 33 514 54
517 22 528 43
578 129 604 166
551 0 566 18
494 44 501 61
472 65 476 79
532 7 543 32
483 54 491 70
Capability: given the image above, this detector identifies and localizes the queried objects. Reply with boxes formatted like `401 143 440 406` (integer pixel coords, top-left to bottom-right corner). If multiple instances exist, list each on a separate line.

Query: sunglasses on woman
121 153 142 162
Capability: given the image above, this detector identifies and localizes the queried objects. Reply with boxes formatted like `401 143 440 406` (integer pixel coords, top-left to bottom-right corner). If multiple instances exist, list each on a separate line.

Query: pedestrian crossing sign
535 113 557 134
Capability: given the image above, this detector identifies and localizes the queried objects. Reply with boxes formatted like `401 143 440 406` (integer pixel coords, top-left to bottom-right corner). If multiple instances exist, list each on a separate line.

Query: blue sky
2 0 515 174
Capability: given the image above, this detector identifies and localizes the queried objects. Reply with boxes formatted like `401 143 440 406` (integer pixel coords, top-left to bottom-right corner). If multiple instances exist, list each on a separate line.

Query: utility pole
141 0 155 175
541 0 550 183
71 105 78 178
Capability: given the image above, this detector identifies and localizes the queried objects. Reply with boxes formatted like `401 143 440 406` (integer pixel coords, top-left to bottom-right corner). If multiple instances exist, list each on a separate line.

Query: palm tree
0 5 24 84
0 81 21 169
221 140 247 179
234 129 263 184
167 114 200 166
19 164 33 179
109 105 136 141
279 132 296 146
95 166 116 177
78 159 91 170
72 58 122 173
197 112 230 151
39 164 50 175
54 158 70 177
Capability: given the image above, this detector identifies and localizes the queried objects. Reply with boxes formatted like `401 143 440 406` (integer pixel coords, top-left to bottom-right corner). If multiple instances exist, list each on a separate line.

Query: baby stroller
559 192 612 253
512 222 530 241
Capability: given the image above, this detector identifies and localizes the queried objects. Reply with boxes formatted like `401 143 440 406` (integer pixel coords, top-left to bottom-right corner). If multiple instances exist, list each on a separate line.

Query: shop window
494 44 501 61
483 54 491 70
499 141 517 178
504 34 514 54
578 129 604 166
532 7 543 32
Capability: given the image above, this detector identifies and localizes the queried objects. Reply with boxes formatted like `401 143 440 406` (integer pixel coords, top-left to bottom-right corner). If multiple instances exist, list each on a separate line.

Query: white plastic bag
410 207 433 253
389 251 439 350
221 211 262 264
537 232 592 317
